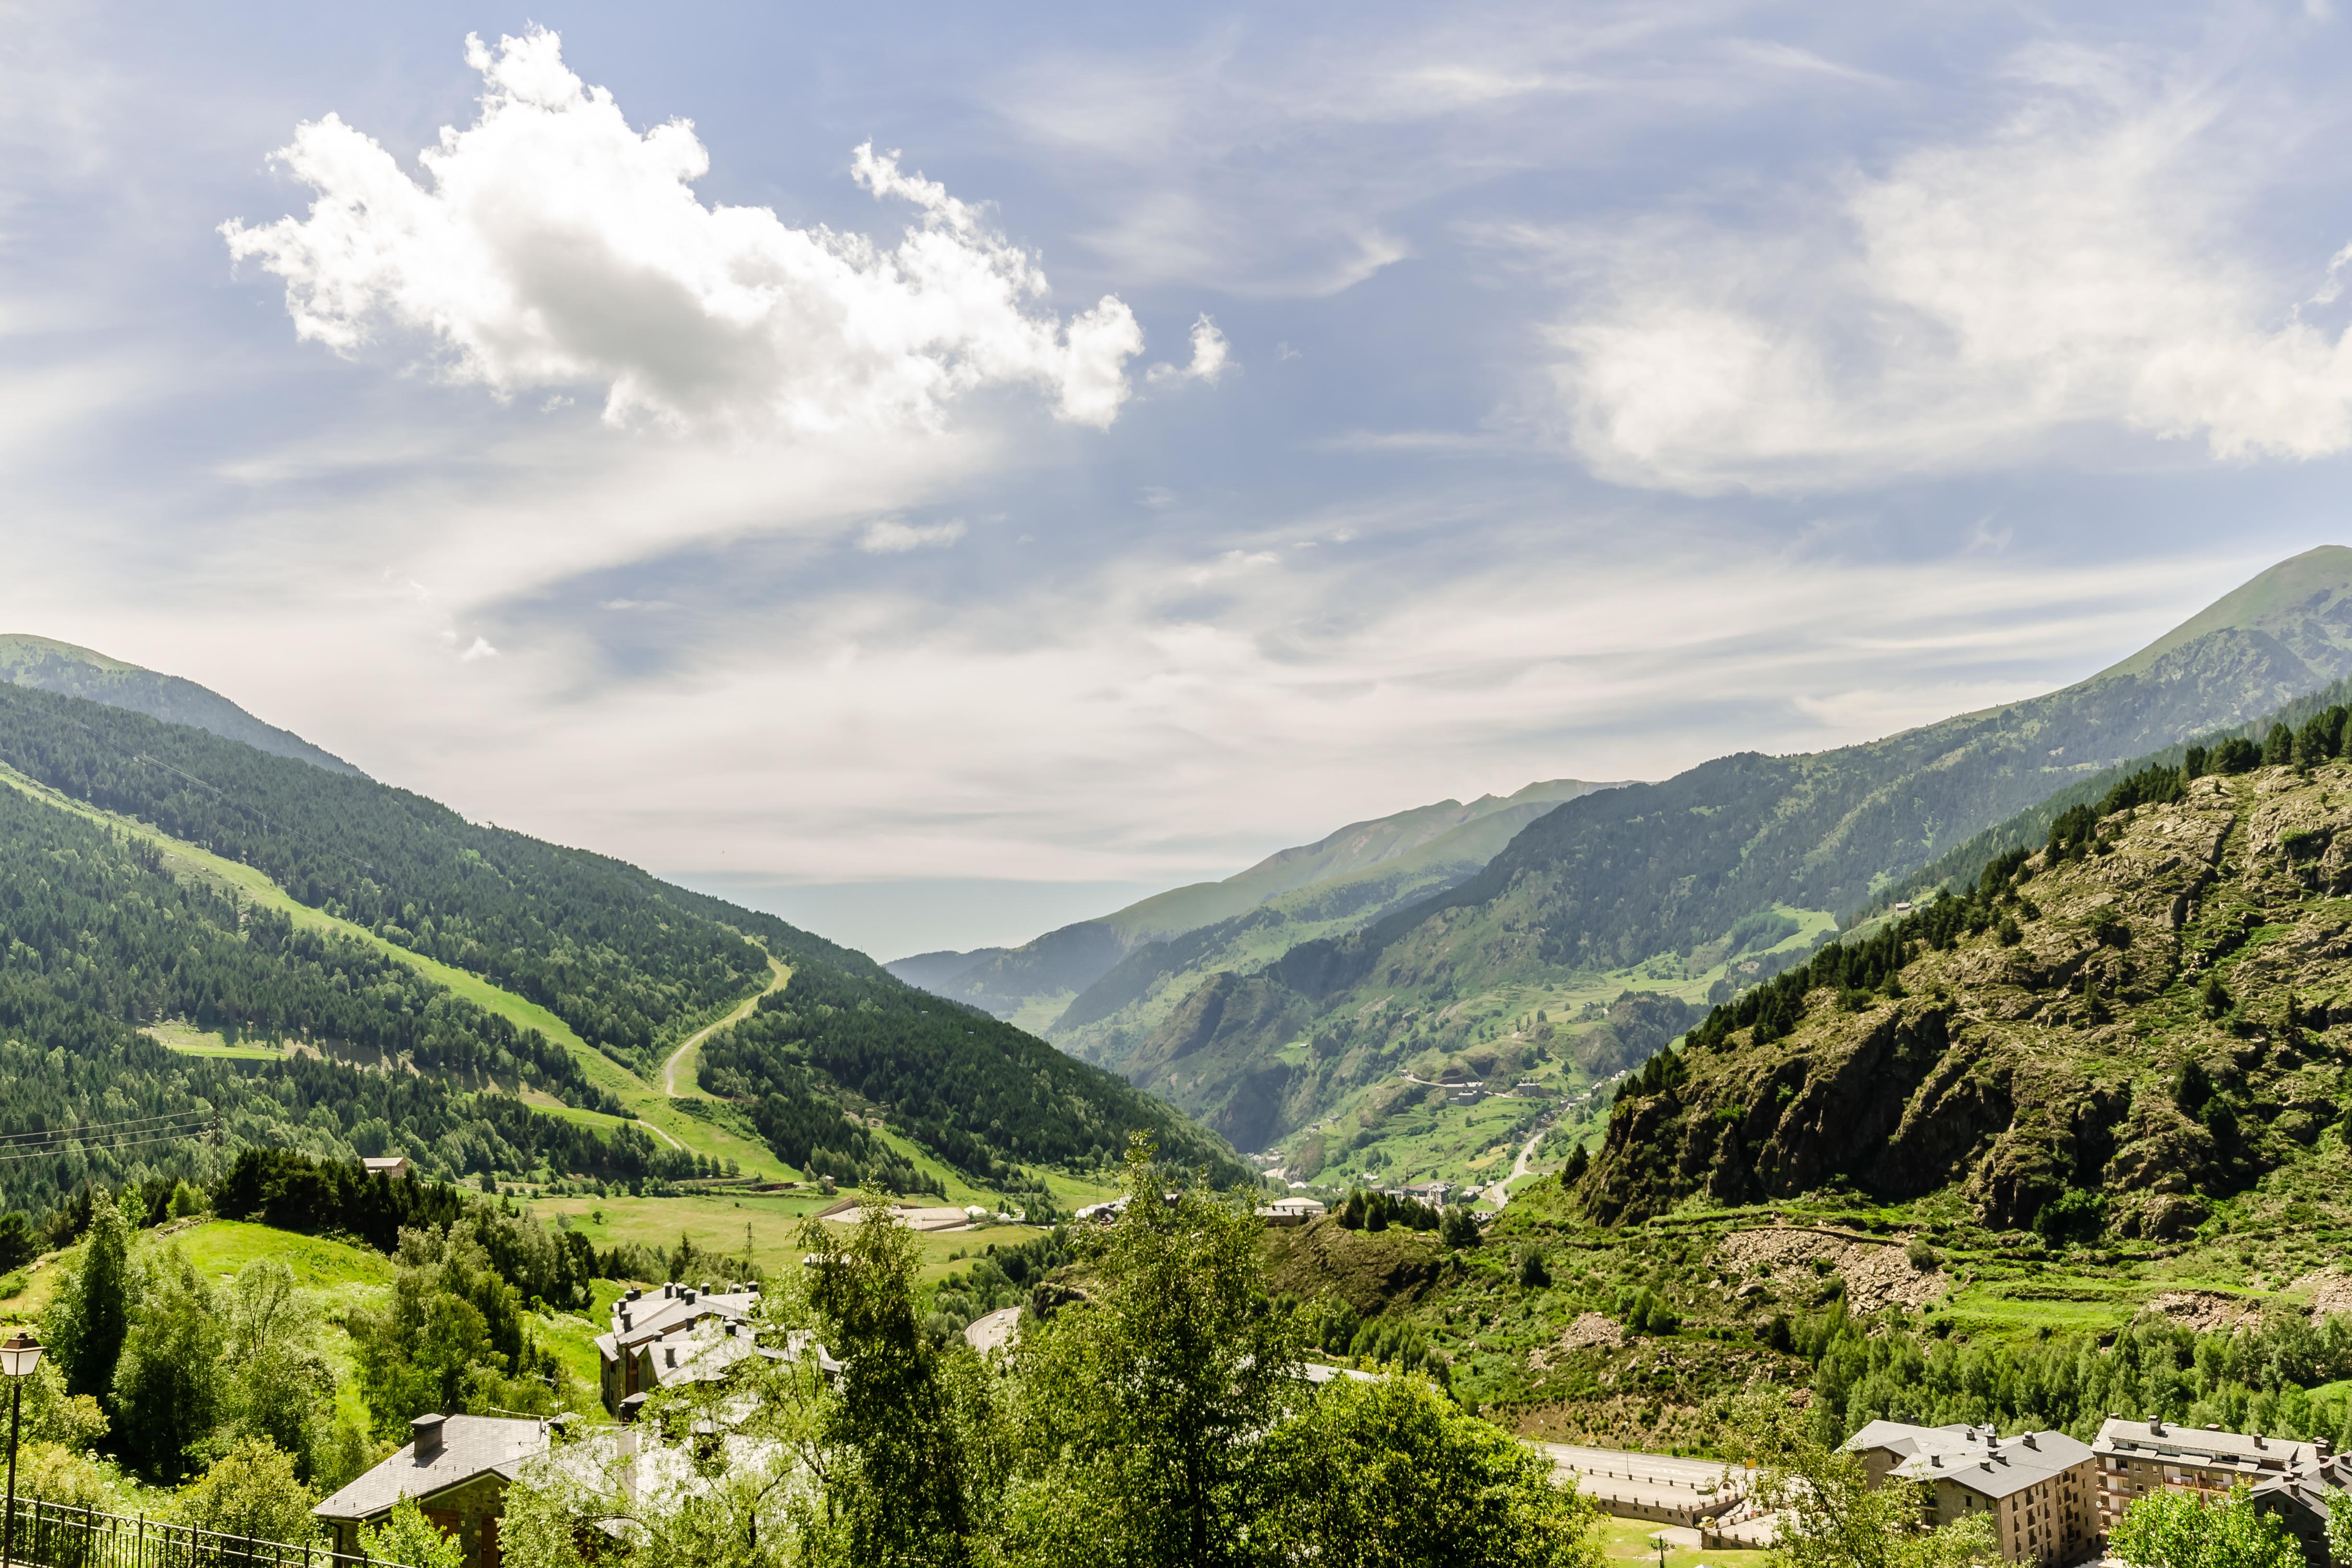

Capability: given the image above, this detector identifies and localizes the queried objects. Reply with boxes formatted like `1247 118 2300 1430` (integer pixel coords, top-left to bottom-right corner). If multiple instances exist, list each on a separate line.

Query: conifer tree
45 1190 140 1401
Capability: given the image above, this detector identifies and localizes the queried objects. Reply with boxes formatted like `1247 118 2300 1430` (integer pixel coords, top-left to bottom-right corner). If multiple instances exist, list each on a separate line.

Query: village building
361 1155 410 1178
1256 1196 1326 1227
2091 1416 2352 1565
596 1281 763 1418
1846 1420 2097 1565
314 1413 549 1568
2090 1417 2325 1532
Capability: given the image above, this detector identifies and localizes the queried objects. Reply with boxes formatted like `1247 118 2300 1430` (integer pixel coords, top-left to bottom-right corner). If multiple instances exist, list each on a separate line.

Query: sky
7 2 2352 960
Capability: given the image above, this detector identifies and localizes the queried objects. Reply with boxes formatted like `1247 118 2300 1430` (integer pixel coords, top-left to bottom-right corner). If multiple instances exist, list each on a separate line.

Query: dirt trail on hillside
664 954 790 1097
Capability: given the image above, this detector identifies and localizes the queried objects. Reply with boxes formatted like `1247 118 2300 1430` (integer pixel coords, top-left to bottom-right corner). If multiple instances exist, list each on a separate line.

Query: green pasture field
147 1020 285 1060
522 1190 1060 1291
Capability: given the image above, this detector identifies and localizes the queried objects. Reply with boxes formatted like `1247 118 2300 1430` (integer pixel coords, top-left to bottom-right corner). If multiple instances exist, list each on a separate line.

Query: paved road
1540 1443 1739 1486
1486 1119 1554 1205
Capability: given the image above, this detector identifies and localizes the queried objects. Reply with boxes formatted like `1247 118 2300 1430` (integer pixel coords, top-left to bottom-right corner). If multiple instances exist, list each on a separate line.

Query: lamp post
0 1334 41 1568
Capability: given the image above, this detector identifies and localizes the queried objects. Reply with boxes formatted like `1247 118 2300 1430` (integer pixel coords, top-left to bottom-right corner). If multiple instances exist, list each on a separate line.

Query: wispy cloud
858 517 967 553
1536 40 2352 493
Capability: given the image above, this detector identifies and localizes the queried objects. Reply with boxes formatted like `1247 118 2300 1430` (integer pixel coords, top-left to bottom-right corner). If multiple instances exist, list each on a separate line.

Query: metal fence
0 1501 413 1568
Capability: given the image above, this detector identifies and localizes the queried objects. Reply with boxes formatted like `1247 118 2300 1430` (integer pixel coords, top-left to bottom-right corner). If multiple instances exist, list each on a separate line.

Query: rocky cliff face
1582 764 2352 1238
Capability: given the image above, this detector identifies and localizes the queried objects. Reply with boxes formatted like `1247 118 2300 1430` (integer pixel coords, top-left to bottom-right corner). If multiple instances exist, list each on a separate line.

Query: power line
0 1127 217 1165
0 1110 214 1146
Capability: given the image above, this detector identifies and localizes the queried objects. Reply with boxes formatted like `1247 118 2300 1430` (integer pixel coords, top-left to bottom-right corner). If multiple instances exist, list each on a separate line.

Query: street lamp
0 1334 41 1568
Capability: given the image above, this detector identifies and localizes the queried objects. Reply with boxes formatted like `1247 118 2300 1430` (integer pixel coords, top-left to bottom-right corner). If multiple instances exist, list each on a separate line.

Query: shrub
174 1438 319 1545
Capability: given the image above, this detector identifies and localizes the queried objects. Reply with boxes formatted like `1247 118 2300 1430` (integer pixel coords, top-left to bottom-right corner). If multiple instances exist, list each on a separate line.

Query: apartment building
2089 1417 2322 1531
1847 1421 2099 1565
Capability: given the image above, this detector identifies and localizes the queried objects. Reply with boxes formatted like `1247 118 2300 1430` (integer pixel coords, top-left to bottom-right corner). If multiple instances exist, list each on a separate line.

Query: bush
174 1438 319 1545
1517 1248 1551 1289
1255 1372 1603 1568
2034 1188 2106 1247
360 1499 465 1568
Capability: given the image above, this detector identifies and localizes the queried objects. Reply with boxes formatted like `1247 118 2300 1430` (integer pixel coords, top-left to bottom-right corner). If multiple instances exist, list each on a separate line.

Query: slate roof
314 1416 548 1522
2093 1417 2316 1477
609 1285 760 1352
1847 1420 2093 1502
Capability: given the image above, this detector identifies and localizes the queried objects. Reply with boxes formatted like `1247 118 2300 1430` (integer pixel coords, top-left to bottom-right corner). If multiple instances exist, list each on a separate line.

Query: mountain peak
0 633 362 776
2096 544 2352 683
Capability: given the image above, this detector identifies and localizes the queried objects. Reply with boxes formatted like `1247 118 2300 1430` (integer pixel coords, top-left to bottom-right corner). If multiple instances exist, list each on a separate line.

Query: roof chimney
2152 1420 2166 1436
412 1413 446 1459
625 1287 641 1302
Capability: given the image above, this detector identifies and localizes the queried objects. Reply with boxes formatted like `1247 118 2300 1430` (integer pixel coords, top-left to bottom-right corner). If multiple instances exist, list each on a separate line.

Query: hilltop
0 633 361 775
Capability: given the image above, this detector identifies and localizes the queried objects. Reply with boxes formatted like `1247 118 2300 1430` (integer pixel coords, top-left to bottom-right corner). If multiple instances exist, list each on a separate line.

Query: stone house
313 1414 549 1568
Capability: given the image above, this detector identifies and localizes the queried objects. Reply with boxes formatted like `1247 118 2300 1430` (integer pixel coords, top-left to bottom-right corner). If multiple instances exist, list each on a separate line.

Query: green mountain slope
0 633 361 775
1130 547 2352 1159
0 679 1242 1211
1581 745 2352 1239
892 778 1626 1029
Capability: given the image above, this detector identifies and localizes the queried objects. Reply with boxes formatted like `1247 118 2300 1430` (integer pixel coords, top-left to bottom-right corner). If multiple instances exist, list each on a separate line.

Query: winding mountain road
664 953 790 1098
1486 1119 1553 1207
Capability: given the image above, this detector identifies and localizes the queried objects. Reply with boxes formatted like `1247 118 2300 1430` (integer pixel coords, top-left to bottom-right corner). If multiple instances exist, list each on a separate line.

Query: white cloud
1147 314 1231 385
459 635 498 661
1542 47 2352 493
221 28 1144 436
858 517 967 553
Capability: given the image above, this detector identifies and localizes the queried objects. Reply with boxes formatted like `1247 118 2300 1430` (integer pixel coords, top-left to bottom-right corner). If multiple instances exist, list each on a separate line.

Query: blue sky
7 2 2352 958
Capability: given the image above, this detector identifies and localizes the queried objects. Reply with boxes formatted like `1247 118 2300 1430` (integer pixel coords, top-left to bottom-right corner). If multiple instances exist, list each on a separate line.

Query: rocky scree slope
1580 761 2352 1238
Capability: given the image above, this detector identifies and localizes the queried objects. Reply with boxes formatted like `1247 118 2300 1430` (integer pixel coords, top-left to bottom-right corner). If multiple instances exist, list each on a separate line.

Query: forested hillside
1123 548 2352 1159
0 677 1242 1208
894 778 1620 1030
1579 735 2352 1232
1283 717 2352 1455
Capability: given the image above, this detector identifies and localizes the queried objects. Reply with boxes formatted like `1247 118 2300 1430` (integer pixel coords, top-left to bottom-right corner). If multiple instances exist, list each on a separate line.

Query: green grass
171 1219 397 1289
147 1020 286 1060
520 1191 1059 1287
1596 1514 1770 1568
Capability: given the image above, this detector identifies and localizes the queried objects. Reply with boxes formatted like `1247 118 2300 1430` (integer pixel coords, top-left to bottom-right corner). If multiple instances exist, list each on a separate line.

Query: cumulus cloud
1542 49 2352 493
221 28 1144 435
1148 315 1231 385
858 517 967 553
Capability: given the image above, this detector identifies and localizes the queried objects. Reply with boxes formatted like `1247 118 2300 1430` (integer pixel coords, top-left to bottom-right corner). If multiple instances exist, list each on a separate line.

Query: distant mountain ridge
886 778 1630 1030
0 634 361 775
1111 546 2352 1152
